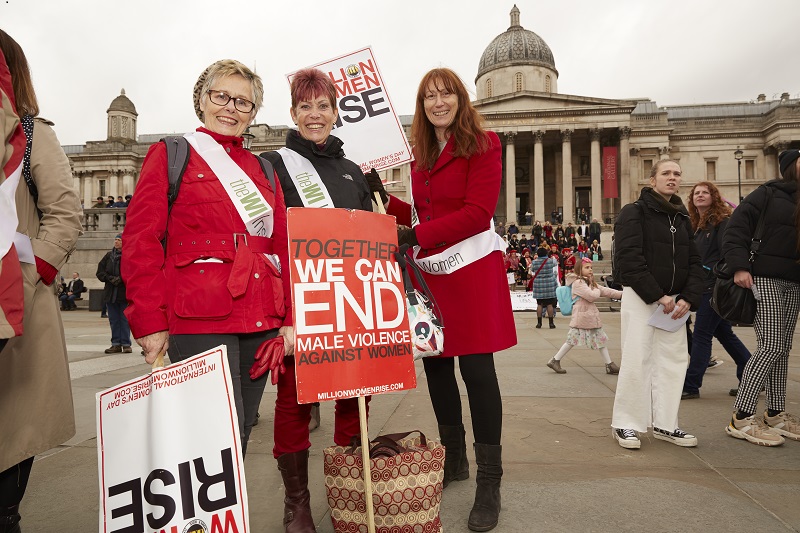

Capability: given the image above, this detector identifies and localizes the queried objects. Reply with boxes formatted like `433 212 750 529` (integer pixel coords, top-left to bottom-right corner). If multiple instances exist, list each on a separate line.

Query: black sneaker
681 391 700 400
613 428 640 449
653 427 698 447
729 388 738 397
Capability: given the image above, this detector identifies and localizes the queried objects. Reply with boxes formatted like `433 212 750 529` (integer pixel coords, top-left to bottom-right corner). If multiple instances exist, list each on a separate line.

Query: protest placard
96 346 248 533
288 207 417 404
287 46 412 173
509 291 538 311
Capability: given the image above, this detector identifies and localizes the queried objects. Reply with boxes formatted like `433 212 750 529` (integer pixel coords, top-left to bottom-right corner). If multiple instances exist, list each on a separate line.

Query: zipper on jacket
668 213 677 294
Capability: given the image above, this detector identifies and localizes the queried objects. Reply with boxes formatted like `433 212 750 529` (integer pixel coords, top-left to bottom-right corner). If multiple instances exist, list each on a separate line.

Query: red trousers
273 356 370 458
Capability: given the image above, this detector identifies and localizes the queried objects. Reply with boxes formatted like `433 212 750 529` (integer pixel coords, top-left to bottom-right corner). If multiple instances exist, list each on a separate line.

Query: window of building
487 78 493 98
745 159 755 180
545 75 551 93
392 168 401 183
514 72 523 92
706 160 717 181
99 179 106 197
643 159 653 178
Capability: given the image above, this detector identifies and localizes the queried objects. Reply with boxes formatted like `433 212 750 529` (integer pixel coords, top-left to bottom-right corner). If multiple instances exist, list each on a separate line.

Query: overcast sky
3 0 799 146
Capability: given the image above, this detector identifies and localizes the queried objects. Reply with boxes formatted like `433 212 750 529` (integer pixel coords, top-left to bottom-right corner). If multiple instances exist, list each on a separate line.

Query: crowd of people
501 219 603 289
2 23 800 533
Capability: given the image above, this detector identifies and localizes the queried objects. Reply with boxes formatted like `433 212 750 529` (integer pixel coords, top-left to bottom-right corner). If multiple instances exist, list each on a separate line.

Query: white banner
510 291 538 311
287 46 412 173
96 346 249 533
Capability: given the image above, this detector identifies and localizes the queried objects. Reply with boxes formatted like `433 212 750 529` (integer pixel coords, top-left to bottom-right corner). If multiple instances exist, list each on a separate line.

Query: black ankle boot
535 316 542 329
277 451 316 532
0 505 21 533
438 424 469 488
468 443 502 532
548 316 556 329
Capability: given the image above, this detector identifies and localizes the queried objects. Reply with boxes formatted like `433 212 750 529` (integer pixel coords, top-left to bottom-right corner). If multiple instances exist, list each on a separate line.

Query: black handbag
710 187 772 326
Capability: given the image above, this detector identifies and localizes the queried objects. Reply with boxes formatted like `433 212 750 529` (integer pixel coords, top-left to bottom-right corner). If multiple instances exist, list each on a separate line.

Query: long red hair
687 181 731 231
410 68 489 169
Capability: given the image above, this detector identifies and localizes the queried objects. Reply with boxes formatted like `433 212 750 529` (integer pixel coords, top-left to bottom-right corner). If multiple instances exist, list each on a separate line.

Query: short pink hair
290 68 337 110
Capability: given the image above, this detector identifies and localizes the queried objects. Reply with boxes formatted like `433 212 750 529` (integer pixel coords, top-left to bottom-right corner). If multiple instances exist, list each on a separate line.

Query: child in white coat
547 258 623 374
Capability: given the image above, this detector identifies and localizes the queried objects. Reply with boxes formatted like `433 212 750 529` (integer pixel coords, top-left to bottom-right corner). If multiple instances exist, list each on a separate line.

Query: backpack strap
161 136 277 210
161 136 190 213
21 115 43 219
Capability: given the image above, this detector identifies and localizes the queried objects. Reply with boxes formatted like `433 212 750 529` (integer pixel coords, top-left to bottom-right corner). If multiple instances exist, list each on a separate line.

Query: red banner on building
603 147 619 199
288 208 417 404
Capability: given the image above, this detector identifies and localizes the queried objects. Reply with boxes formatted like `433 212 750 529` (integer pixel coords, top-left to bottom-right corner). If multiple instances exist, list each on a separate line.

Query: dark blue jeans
684 292 751 394
106 301 131 346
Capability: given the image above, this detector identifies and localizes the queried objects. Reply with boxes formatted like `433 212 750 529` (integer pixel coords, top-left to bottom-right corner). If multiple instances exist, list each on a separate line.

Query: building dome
107 89 138 116
476 5 557 81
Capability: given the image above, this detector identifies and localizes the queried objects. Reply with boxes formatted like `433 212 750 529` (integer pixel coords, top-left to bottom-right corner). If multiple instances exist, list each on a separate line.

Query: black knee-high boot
468 443 502 532
438 424 469 488
0 505 21 533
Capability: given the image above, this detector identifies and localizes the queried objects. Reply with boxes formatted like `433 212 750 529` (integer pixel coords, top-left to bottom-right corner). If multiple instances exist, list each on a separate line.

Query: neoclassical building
65 5 798 226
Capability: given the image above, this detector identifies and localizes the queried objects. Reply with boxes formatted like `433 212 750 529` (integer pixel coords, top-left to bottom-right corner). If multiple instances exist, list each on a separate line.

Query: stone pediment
474 91 638 115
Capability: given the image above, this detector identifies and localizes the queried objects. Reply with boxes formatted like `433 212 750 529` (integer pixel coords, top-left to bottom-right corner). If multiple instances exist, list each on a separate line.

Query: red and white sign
287 47 412 173
288 208 417 404
96 347 248 533
603 146 619 199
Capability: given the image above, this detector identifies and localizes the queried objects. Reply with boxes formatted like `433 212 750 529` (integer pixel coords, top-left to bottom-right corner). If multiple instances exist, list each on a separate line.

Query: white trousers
612 290 688 433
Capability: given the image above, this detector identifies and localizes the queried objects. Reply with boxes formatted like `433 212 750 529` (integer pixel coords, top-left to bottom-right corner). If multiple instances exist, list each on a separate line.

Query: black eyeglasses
206 90 255 113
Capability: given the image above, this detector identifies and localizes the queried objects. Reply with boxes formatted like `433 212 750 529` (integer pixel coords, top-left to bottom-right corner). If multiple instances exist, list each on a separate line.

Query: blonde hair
574 259 597 289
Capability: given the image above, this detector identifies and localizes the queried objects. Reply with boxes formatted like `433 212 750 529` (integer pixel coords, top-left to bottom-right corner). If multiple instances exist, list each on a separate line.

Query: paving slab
15 308 800 532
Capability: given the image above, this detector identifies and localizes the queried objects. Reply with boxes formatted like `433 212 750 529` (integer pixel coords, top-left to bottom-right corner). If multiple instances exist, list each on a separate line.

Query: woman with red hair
378 68 516 532
682 181 751 400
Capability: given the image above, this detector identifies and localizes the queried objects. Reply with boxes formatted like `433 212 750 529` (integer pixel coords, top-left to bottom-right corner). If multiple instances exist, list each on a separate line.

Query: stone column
505 132 517 225
561 129 573 224
122 170 134 196
533 130 545 223
590 128 602 222
619 127 632 205
82 172 93 208
764 147 777 180
528 150 535 224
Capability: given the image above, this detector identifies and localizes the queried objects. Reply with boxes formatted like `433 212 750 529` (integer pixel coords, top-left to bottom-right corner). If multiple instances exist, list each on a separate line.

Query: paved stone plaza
19 309 800 532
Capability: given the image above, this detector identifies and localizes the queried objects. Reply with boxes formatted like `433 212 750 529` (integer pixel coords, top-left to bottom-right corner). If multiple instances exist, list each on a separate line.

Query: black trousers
168 330 277 456
422 353 502 445
0 457 34 512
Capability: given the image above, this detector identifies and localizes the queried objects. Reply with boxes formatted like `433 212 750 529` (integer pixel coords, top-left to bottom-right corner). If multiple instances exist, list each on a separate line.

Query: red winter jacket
122 128 292 338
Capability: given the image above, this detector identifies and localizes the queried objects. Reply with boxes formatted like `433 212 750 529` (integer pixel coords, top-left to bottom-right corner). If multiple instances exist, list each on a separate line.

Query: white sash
409 206 506 276
277 147 334 208
184 131 279 269
0 159 22 259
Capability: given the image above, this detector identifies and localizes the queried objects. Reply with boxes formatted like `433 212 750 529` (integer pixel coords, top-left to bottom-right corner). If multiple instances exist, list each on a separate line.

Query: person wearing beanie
97 234 131 353
721 149 800 446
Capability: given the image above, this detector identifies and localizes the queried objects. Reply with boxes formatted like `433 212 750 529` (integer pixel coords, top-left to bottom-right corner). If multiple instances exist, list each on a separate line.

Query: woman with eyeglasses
122 60 292 457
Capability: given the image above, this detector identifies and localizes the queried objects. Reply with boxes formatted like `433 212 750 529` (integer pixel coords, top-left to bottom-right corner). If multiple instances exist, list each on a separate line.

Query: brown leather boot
468 443 502 532
438 424 469 488
277 450 316 532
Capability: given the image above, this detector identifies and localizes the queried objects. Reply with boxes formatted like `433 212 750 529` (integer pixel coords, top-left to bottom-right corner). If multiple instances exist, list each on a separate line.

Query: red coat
122 128 292 338
387 132 516 357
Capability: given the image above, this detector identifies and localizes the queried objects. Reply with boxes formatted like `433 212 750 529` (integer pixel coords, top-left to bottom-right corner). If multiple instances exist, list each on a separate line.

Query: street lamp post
734 147 743 204
242 126 255 151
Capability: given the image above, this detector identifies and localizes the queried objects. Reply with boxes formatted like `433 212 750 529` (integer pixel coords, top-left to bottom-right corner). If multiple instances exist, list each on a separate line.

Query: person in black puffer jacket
611 159 704 450
722 149 800 447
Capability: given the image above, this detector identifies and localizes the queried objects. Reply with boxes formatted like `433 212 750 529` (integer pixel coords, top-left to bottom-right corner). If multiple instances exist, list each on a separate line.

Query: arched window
515 72 523 92
487 78 493 97
545 75 551 93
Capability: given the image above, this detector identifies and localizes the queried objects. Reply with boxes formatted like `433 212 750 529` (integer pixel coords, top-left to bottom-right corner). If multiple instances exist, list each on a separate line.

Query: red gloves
250 335 286 385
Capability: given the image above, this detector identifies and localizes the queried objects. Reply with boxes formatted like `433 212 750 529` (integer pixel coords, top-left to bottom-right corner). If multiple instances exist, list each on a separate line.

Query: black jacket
66 278 85 296
694 218 728 293
722 180 800 283
97 248 126 303
614 187 703 308
262 130 373 211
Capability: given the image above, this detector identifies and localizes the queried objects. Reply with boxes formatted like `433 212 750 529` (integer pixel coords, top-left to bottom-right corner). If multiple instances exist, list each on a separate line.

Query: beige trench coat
0 118 82 472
